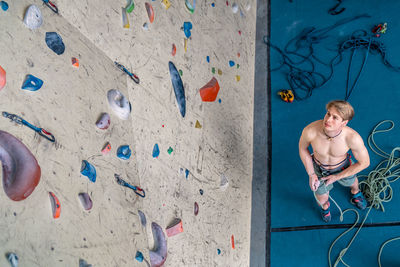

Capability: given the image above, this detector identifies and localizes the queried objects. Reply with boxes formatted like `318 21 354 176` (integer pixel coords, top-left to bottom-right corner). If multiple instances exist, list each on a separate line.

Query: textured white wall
0 0 256 266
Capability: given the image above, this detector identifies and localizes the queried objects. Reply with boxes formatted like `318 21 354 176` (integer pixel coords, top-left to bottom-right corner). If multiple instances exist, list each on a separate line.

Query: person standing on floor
298 100 370 222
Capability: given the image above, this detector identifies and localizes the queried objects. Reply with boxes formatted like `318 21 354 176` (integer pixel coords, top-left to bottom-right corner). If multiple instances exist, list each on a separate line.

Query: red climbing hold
199 77 220 102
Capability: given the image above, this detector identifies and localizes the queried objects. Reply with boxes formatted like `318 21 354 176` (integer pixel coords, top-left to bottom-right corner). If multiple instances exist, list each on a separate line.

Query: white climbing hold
107 89 131 120
23 5 43 29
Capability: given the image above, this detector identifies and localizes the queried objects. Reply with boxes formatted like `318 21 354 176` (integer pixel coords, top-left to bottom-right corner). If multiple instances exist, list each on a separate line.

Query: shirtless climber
298 100 370 222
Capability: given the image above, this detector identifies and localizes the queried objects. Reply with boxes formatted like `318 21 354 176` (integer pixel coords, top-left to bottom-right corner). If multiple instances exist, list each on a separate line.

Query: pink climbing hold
199 77 220 102
166 218 184 237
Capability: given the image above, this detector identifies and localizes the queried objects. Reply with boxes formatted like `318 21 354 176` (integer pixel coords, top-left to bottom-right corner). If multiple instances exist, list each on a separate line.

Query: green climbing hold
167 147 173 154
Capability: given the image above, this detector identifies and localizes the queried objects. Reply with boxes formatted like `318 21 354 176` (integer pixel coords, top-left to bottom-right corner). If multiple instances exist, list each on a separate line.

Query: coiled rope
323 120 400 266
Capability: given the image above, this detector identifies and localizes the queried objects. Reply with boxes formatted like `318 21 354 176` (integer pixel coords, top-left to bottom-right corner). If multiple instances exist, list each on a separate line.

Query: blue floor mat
269 1 400 266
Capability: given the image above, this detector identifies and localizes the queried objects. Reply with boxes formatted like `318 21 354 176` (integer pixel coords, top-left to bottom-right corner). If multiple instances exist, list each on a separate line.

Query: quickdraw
114 61 140 84
114 174 145 198
42 0 58 14
2 111 56 142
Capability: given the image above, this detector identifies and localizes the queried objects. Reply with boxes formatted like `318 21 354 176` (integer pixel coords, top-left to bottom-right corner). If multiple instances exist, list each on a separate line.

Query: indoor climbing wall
0 0 257 266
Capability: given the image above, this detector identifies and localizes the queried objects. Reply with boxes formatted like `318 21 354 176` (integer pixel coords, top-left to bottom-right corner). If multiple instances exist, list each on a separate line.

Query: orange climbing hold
166 218 184 237
0 65 6 90
199 77 220 102
145 3 154 23
172 43 176 56
71 57 79 68
49 192 61 219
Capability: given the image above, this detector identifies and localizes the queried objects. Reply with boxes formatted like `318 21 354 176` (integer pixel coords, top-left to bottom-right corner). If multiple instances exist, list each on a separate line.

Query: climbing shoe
320 201 331 223
350 191 367 210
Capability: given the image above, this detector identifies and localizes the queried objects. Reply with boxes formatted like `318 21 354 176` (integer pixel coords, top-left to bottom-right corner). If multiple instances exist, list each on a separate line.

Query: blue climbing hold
21 74 43 91
217 249 221 255
185 169 189 179
1 1 9 11
169 61 186 117
45 32 65 55
206 56 210 63
135 251 144 262
211 3 215 7
229 60 235 67
117 145 132 160
80 160 96 183
152 143 160 158
182 22 193 38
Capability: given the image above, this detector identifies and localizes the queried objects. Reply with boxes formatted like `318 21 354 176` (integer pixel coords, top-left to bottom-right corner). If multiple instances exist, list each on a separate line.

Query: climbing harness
328 0 345 16
114 174 145 198
315 120 400 267
42 0 58 14
2 111 55 142
114 61 140 84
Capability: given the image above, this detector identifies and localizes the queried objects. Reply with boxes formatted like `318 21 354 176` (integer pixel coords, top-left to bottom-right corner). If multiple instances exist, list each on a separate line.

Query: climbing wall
0 0 257 266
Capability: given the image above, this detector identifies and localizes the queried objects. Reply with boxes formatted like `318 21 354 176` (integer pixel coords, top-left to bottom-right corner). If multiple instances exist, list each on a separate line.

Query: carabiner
2 111 56 142
42 0 58 14
114 174 146 198
114 61 140 84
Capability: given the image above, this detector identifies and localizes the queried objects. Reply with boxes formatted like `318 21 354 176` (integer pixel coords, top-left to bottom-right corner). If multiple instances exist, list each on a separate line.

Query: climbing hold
79 259 92 267
235 75 240 82
6 252 18 267
231 235 235 249
199 189 203 195
149 222 167 267
217 69 222 75
185 169 189 179
237 52 240 57
199 77 220 102
49 192 61 219
0 130 41 201
238 30 241 35
171 44 176 56
80 160 96 183
232 3 238 13
0 65 6 91
122 7 130 28
101 142 111 154
45 32 65 55
152 143 160 158
195 120 202 128
229 60 235 67
1 1 8 11
135 251 144 262
21 74 43 91
78 192 93 210
167 147 173 154
168 61 186 117
95 113 110 130
143 22 149 30
220 174 229 191
218 98 222 103
138 210 147 226
161 0 171 9
184 38 188 53
206 56 210 63
211 67 215 74
166 218 184 237
217 249 221 255
237 64 240 69
194 202 199 216
107 89 131 120
117 145 132 160
277 89 294 103
211 3 215 7
71 57 79 68
182 22 193 38
126 0 135 13
145 3 154 23
24 5 43 29
185 0 196 13
226 1 229 6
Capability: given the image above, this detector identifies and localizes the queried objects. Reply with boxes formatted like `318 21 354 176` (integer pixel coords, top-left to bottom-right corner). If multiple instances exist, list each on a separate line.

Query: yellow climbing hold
184 38 188 53
195 120 202 129
217 69 222 75
235 75 240 82
161 0 171 9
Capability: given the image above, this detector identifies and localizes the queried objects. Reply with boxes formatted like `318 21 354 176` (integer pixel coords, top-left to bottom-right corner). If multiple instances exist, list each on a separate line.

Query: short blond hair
326 100 354 121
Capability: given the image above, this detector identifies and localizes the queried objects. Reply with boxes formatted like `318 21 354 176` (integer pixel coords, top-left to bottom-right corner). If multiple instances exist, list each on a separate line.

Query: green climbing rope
322 120 400 266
